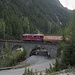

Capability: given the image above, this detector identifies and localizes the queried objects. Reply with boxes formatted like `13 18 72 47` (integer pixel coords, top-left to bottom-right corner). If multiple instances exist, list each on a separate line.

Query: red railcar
22 34 44 41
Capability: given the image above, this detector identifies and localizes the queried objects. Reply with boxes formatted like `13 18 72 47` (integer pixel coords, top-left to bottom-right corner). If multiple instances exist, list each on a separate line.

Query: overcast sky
59 0 75 10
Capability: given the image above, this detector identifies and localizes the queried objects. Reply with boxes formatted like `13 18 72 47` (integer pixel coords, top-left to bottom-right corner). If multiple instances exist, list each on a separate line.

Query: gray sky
59 0 75 10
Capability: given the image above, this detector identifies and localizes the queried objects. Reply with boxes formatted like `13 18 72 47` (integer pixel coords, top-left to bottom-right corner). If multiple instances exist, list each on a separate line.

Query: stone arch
29 46 48 56
12 44 23 51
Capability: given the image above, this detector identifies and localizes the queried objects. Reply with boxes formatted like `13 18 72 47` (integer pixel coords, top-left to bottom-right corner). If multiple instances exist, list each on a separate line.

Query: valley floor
0 55 55 75
0 55 75 75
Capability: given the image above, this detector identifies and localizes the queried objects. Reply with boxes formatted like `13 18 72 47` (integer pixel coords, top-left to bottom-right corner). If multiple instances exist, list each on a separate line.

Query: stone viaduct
0 40 58 58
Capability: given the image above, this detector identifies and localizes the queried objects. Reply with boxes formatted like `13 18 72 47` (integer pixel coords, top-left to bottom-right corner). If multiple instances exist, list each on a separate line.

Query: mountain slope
0 0 71 39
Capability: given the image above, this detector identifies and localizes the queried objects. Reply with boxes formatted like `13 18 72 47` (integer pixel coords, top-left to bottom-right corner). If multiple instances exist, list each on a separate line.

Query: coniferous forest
0 0 71 39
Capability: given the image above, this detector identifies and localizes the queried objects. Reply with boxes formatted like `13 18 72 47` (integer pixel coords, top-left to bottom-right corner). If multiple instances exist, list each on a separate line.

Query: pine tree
2 42 9 55
68 10 75 42
0 19 5 39
23 17 30 33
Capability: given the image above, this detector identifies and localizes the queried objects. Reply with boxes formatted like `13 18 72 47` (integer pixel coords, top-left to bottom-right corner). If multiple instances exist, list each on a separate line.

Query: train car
43 35 63 43
22 34 44 41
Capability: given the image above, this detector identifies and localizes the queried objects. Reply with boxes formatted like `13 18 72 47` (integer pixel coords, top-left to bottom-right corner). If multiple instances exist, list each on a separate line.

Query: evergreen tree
0 19 5 39
15 18 23 39
58 11 75 68
68 10 75 41
23 17 30 33
70 43 75 65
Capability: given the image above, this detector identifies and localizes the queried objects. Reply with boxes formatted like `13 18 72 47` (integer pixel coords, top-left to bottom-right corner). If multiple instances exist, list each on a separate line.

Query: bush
0 47 27 67
23 68 35 75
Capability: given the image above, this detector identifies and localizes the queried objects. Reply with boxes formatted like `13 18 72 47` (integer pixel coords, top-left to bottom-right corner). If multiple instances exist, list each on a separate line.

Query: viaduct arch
0 40 58 58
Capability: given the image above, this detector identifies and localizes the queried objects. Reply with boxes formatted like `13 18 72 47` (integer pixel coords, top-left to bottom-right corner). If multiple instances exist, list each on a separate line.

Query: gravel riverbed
0 55 74 75
0 55 55 75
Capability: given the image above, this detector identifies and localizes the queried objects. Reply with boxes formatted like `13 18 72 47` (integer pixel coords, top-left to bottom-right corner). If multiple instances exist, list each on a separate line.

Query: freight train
22 34 68 43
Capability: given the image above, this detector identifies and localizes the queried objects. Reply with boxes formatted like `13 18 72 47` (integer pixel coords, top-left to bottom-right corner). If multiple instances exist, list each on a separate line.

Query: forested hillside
0 0 71 39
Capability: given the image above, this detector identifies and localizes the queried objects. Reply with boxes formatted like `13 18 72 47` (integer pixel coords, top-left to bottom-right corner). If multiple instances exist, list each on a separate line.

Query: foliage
0 0 71 39
2 42 10 55
23 17 30 33
0 44 27 67
69 10 75 41
57 42 66 57
45 59 61 74
23 68 35 75
0 19 5 39
62 10 75 66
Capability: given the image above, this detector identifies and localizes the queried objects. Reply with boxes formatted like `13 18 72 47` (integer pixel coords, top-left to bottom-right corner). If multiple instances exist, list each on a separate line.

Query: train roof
23 34 44 36
44 34 62 36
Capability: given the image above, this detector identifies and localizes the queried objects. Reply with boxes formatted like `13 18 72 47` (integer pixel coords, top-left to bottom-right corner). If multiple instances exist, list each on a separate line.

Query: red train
22 34 69 43
22 34 44 41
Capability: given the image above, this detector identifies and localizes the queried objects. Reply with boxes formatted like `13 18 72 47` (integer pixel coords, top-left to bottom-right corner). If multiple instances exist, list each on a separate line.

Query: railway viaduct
0 40 58 58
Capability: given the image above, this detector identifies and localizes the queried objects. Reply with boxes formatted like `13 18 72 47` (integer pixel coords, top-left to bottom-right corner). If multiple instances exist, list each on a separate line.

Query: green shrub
0 47 27 67
23 68 35 75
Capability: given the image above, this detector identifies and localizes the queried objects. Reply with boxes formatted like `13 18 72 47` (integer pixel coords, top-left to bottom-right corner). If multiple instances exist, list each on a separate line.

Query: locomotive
22 34 44 41
22 34 65 43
